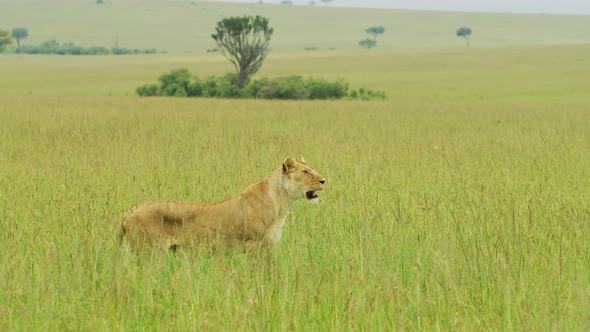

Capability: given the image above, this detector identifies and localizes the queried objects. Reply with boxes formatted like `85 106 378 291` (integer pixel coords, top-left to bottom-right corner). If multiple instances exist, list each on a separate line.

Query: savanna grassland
2 0 590 52
1 1 590 331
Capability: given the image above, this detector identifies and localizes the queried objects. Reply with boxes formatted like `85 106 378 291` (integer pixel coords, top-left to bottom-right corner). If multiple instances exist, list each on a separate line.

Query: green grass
2 45 590 103
2 0 590 53
0 96 588 330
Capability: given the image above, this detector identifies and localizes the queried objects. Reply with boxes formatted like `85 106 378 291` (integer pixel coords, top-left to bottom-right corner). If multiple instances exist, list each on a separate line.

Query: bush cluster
137 70 241 98
137 68 386 100
16 39 162 55
111 47 159 55
358 38 377 49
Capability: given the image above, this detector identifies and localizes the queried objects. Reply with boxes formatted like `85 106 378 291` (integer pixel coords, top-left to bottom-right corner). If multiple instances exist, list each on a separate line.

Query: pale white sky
212 0 590 15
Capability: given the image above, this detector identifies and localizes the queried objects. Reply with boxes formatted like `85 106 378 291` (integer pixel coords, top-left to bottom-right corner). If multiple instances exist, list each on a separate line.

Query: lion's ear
283 157 297 173
296 155 305 163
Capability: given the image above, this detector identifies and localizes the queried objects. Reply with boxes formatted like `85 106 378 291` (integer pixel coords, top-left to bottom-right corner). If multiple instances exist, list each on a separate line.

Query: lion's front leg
242 239 273 260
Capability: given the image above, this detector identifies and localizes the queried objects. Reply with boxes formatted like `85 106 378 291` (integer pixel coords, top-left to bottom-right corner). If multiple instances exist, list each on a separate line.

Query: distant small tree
0 29 12 51
358 38 376 49
319 0 333 5
365 26 385 46
211 15 273 89
456 27 472 46
11 28 28 52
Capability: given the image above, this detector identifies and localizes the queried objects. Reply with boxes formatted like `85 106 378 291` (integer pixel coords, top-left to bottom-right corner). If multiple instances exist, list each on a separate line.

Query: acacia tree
319 0 333 5
366 26 385 45
11 27 28 52
456 27 472 46
211 15 273 89
0 29 12 51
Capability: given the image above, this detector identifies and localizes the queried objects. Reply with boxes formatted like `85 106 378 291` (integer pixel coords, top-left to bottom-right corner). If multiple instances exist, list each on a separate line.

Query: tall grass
0 95 588 330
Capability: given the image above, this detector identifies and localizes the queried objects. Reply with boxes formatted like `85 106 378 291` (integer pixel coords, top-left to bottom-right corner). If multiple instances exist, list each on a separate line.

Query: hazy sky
213 0 590 15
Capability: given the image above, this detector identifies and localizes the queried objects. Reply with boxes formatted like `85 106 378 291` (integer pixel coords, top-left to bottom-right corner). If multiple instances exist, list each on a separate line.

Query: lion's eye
303 170 310 174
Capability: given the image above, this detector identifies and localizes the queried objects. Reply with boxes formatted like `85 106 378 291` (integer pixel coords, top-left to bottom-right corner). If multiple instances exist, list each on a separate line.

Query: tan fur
118 156 325 251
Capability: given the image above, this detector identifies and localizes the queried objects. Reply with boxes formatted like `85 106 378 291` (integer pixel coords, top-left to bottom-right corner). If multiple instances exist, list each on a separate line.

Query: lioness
118 156 325 251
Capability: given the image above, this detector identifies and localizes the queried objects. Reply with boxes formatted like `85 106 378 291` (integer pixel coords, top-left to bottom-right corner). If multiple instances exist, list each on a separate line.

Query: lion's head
282 156 326 204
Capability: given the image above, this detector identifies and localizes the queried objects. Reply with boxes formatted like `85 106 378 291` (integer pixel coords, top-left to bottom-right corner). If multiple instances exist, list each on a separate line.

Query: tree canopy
366 26 385 40
11 27 28 51
0 29 12 51
211 15 273 89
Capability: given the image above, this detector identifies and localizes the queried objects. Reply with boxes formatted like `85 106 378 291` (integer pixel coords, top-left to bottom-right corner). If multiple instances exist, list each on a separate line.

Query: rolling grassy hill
2 0 590 53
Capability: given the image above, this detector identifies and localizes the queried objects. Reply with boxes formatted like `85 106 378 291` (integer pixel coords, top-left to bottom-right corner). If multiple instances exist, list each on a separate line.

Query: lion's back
120 201 209 249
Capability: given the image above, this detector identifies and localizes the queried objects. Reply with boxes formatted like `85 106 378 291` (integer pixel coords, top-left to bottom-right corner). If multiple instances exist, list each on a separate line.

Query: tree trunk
237 70 249 89
464 36 470 47
16 38 20 52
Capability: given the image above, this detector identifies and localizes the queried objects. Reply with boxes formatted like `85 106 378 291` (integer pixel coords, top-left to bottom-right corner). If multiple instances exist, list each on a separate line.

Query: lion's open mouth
306 191 318 200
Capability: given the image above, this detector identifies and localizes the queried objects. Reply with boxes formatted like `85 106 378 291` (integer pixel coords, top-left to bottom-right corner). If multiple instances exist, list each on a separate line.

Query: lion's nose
319 179 326 185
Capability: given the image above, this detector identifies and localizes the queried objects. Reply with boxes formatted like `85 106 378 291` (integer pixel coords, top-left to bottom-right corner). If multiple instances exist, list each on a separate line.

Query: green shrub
257 75 310 100
349 87 386 100
158 69 192 96
306 78 348 99
200 76 219 98
136 69 386 100
16 39 157 55
196 73 241 98
57 42 82 55
213 73 241 98
19 39 59 54
358 38 376 49
241 77 268 99
86 46 110 55
136 83 159 97
111 47 132 55
173 87 188 97
187 79 203 97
